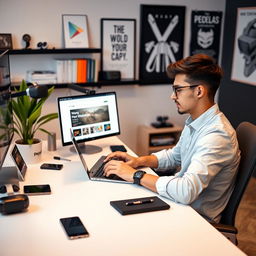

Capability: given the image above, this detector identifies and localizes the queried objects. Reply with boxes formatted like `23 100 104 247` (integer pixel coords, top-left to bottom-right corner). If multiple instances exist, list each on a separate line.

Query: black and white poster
139 5 185 84
231 7 256 86
190 11 222 63
101 19 136 80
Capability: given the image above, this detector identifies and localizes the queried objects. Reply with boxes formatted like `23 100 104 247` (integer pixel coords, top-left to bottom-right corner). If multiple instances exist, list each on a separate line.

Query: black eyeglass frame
171 84 199 97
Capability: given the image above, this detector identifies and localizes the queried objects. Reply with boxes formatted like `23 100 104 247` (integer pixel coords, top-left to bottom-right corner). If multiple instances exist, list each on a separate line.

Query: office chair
211 121 256 245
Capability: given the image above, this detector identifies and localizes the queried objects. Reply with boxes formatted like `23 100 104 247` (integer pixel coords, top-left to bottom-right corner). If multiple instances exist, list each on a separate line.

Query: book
110 196 170 215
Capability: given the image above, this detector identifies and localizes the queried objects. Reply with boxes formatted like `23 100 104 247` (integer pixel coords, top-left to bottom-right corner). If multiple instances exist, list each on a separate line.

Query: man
103 54 240 223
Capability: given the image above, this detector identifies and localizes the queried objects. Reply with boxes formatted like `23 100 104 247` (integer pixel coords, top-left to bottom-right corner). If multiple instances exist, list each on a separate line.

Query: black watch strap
133 170 146 185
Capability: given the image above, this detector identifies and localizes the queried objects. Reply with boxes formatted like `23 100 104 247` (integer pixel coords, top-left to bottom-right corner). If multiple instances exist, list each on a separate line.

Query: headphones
37 41 48 49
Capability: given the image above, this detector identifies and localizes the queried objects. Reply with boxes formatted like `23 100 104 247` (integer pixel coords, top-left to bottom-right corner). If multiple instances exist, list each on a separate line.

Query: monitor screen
57 92 120 146
0 50 13 170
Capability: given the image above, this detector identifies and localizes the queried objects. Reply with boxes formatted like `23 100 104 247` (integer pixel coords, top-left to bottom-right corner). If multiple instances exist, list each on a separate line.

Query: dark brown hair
167 54 223 98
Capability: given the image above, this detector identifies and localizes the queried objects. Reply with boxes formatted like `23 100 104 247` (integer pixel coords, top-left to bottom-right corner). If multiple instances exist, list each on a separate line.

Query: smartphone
60 216 89 240
110 145 127 152
40 163 63 170
23 184 51 195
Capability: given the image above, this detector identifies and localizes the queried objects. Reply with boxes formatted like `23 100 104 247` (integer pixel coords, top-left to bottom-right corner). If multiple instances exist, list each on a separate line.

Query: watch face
133 170 146 185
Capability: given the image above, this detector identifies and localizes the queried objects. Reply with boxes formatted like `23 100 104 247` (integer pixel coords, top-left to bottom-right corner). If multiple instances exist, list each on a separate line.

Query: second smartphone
60 216 89 240
40 163 63 170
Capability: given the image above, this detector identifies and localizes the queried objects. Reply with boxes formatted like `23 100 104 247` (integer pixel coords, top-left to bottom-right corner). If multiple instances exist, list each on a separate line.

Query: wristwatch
133 170 146 185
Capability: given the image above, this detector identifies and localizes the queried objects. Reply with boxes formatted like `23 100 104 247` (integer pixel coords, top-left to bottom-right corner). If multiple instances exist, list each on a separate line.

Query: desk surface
0 137 245 256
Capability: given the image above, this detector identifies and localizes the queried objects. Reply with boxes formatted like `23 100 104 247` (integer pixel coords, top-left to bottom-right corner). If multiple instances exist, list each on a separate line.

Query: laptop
71 132 132 184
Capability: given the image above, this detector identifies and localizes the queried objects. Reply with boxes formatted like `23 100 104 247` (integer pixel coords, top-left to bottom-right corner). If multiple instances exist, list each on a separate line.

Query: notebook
71 131 132 184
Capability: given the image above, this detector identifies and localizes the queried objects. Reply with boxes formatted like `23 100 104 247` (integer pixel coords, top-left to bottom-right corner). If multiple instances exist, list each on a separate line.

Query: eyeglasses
172 84 199 97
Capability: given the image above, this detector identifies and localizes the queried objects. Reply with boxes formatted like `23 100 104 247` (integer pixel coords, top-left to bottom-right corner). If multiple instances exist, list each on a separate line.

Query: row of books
26 70 57 84
56 58 99 84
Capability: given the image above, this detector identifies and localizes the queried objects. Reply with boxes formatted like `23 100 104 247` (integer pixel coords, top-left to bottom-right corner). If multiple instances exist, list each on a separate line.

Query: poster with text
190 11 222 63
139 5 185 84
101 19 136 80
231 7 256 86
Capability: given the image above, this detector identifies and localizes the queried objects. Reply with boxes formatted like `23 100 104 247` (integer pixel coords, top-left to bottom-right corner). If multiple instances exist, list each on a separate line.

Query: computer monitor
57 92 120 154
0 50 13 170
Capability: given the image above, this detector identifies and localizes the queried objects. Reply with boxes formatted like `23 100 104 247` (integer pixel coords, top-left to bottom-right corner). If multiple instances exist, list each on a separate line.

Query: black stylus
125 198 154 206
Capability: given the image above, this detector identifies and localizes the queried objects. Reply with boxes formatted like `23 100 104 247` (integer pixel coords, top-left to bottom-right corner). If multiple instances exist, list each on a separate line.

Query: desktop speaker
99 71 121 81
0 194 29 214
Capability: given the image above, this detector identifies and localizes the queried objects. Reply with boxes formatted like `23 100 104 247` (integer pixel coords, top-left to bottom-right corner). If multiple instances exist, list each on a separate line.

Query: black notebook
110 196 170 215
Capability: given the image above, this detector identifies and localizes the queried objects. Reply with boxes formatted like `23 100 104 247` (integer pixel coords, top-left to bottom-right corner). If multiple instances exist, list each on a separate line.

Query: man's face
170 74 199 115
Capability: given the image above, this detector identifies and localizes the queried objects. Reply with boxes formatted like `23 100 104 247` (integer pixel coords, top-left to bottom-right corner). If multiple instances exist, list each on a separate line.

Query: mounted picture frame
62 14 89 48
139 5 185 85
101 18 136 80
0 34 13 50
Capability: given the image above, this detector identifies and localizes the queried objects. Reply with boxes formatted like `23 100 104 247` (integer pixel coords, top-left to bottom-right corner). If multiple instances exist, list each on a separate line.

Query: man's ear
197 85 205 98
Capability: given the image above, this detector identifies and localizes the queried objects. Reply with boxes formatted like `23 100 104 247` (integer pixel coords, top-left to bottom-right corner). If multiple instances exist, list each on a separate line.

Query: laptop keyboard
90 156 125 181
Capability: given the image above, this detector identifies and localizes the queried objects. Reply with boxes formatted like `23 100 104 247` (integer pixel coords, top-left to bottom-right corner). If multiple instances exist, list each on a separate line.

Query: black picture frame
139 5 185 85
101 18 136 80
0 34 13 50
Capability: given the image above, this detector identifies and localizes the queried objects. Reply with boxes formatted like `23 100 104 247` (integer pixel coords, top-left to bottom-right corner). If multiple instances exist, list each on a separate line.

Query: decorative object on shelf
101 18 136 80
11 80 58 163
22 34 31 49
231 7 256 86
37 41 48 49
151 116 173 128
62 14 89 48
0 34 13 50
98 70 121 81
190 10 222 63
139 5 185 85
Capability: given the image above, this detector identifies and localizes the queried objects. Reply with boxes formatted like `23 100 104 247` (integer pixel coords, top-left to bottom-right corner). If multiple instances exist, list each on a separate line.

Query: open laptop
71 131 132 184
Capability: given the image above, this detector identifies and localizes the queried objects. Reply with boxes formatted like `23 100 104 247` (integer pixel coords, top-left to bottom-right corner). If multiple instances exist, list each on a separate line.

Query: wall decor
0 34 13 50
139 5 185 85
62 14 89 48
231 7 256 86
101 18 136 80
190 10 222 63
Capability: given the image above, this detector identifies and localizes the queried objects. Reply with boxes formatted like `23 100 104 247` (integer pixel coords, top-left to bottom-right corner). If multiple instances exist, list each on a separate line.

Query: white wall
0 0 225 152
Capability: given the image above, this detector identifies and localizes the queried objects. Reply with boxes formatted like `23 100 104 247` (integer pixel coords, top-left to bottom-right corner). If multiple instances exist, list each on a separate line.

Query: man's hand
103 159 136 182
104 151 140 168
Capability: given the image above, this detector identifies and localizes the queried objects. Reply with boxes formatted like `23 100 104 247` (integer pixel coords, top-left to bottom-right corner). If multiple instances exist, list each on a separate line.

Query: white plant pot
15 139 42 164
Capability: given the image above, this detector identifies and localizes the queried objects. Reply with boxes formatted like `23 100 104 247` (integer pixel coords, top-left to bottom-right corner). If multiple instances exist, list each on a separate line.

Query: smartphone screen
60 216 89 239
40 163 63 170
23 184 51 195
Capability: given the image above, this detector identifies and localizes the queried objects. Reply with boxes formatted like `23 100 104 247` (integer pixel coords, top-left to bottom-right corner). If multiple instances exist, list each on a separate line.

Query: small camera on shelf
151 115 173 128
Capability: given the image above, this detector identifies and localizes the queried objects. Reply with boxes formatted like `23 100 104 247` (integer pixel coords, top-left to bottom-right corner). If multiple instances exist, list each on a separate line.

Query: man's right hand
104 151 140 168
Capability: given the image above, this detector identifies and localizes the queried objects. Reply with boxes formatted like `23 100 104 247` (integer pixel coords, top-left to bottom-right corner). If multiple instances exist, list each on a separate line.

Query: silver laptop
71 131 132 184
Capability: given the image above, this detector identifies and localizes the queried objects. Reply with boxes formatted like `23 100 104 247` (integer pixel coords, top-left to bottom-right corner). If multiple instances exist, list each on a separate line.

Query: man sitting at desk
103 54 240 223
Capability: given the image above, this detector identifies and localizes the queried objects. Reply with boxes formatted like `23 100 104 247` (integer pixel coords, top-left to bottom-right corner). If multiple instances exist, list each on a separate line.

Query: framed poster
62 14 89 48
101 18 136 80
139 5 185 85
0 34 13 50
190 11 222 63
231 7 256 86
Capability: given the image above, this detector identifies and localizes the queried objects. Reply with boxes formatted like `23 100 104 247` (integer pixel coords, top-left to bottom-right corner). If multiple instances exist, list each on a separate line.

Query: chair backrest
220 122 256 226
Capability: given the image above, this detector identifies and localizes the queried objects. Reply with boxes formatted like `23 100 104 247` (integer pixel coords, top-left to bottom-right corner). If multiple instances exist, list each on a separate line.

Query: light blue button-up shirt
154 104 240 222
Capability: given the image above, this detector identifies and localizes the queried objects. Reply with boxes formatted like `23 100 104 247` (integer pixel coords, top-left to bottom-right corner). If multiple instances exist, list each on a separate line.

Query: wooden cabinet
137 125 182 155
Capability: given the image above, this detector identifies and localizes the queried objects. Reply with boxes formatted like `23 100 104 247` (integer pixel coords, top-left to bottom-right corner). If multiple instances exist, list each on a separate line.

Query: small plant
11 80 58 145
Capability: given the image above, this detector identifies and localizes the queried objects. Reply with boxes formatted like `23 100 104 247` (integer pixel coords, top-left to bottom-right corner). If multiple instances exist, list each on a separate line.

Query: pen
53 156 71 162
125 199 154 206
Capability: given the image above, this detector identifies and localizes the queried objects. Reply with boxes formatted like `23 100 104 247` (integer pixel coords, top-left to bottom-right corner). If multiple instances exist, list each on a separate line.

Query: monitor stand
0 166 20 194
70 142 102 154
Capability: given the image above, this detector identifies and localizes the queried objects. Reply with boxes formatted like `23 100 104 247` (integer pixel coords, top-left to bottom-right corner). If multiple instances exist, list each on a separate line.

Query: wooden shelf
137 125 182 155
8 48 102 55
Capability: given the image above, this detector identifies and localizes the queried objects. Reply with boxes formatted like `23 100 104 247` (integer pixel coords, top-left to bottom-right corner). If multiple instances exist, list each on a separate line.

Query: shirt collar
185 104 220 131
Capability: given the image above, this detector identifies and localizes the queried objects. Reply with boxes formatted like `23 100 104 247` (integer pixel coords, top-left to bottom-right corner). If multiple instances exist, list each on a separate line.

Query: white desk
0 137 245 256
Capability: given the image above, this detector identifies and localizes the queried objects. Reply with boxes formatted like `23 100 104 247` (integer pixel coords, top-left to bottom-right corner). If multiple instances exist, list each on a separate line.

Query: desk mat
110 196 170 215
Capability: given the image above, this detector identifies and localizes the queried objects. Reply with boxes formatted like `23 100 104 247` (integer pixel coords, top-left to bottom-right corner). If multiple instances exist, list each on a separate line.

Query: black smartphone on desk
110 145 127 152
60 216 89 240
40 163 63 170
23 184 51 195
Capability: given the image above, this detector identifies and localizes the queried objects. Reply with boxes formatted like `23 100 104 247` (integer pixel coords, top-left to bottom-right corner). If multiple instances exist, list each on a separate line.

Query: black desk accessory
0 194 29 214
110 196 170 215
151 116 173 128
110 145 127 152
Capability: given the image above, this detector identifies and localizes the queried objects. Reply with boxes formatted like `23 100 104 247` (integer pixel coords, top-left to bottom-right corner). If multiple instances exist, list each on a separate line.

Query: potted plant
11 80 58 163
